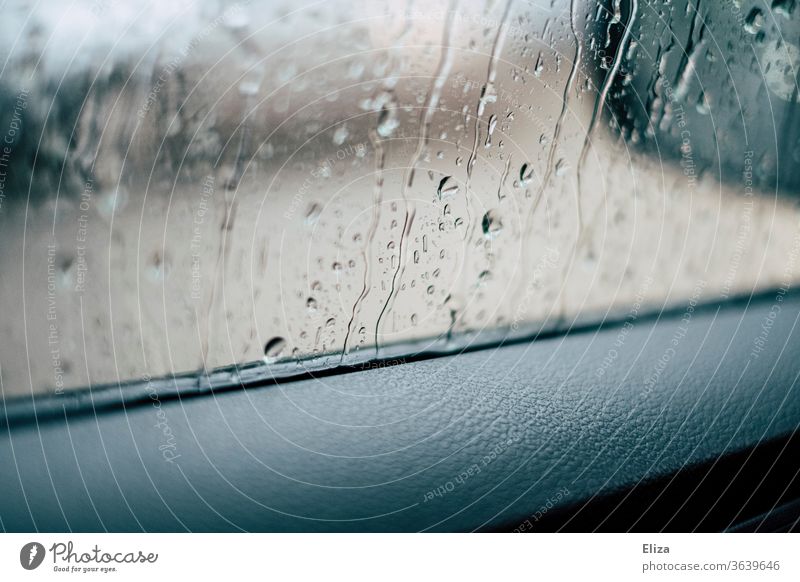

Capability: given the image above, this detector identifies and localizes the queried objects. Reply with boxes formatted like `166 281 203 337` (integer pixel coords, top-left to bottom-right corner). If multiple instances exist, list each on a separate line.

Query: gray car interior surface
2 291 799 532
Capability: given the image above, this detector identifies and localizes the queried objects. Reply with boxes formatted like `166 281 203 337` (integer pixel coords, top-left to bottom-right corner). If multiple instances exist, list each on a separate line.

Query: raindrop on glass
482 210 503 239
520 163 535 186
305 202 322 225
744 8 764 35
264 337 287 362
333 125 349 145
437 176 460 200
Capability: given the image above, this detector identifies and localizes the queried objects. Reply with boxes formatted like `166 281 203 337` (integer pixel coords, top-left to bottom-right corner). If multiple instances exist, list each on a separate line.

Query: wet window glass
1 0 798 396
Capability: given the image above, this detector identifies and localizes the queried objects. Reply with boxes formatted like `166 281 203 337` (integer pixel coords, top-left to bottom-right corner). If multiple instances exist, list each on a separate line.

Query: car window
1 0 798 396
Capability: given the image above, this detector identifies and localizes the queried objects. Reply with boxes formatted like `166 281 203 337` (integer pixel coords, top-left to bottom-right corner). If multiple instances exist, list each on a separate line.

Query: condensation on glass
1 0 799 395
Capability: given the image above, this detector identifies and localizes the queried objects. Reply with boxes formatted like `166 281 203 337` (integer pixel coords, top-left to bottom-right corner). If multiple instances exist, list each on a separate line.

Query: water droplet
348 61 365 79
258 142 275 160
555 158 569 177
333 125 349 145
437 176 460 200
427 285 435 295
377 107 399 137
773 0 796 18
520 163 535 186
482 210 503 239
484 114 498 148
478 84 498 116
305 202 322 225
306 297 318 312
263 337 287 362
696 92 711 115
534 53 544 77
744 8 764 35
147 251 171 281
57 256 74 289
239 80 260 97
